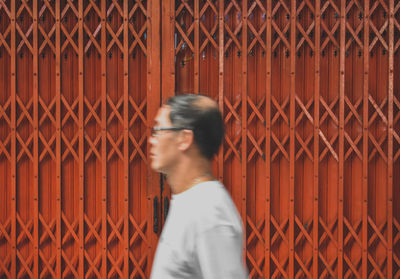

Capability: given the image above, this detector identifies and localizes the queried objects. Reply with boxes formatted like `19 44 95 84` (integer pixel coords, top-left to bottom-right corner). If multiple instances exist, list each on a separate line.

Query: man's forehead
154 106 171 124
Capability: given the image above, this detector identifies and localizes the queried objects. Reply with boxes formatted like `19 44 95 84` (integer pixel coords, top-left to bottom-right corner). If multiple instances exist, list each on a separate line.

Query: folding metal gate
0 0 399 278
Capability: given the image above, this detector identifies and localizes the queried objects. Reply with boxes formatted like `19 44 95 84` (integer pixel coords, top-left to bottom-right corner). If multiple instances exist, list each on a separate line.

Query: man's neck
166 157 213 194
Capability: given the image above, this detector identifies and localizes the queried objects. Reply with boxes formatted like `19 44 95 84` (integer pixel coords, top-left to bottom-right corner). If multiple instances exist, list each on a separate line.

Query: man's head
149 94 224 174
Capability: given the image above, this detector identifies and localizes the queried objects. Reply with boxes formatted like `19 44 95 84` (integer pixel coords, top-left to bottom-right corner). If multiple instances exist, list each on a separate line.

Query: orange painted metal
0 0 400 278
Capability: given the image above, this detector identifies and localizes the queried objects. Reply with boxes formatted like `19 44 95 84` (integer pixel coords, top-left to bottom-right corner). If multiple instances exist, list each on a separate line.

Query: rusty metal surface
0 0 399 278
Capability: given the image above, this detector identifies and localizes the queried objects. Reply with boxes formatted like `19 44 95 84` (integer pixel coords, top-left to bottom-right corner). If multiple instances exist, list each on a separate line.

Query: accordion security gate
0 0 399 279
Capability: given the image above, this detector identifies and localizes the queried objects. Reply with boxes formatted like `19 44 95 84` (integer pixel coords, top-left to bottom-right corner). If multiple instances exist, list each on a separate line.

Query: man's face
149 106 180 173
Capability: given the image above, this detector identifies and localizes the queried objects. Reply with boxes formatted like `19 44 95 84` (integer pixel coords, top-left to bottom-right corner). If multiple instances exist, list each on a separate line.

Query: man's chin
150 162 165 174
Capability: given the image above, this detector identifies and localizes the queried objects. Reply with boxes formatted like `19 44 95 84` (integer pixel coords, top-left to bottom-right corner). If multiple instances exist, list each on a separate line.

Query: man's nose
149 134 156 145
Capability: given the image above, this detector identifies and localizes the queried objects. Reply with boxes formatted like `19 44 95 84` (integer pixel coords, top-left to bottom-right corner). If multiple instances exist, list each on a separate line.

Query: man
149 94 247 279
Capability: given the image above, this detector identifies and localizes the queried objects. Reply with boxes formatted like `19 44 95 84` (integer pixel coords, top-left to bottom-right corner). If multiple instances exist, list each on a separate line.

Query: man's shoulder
188 181 242 232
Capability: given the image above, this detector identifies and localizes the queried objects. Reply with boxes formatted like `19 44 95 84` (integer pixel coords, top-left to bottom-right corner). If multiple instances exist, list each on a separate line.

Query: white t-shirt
151 181 248 279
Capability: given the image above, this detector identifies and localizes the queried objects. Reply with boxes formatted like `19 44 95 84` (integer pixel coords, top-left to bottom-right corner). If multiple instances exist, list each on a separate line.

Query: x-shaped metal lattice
128 97 147 163
39 215 56 278
0 218 11 277
38 1 56 55
271 95 289 162
224 0 242 54
39 96 57 162
84 97 101 163
345 0 364 53
318 218 338 278
369 0 389 53
247 97 265 162
61 213 79 278
199 0 218 54
16 95 34 163
61 95 79 163
394 1 400 53
246 216 265 278
107 215 124 278
367 216 388 279
270 217 289 279
16 0 34 54
320 0 340 52
296 0 315 54
294 216 313 278
247 0 266 54
394 95 400 162
393 219 400 278
368 95 388 163
344 96 363 160
107 96 124 162
84 0 102 55
61 1 79 54
129 0 147 56
106 1 124 52
295 95 314 162
16 215 34 278
129 215 148 279
0 2 11 55
319 95 339 162
223 97 241 162
175 0 194 55
343 218 362 278
271 0 290 53
0 98 11 161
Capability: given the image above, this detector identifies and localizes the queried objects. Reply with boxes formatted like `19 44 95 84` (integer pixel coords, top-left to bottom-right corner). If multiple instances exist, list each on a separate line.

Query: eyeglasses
151 126 192 137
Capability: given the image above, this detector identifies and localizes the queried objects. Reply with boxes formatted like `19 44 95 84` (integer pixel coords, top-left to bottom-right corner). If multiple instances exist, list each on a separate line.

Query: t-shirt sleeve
195 225 248 279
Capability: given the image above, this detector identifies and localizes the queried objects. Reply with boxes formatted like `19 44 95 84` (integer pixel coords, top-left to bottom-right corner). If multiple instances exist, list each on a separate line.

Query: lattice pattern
0 0 12 276
60 0 81 277
14 0 35 278
246 2 267 277
1 1 400 279
37 1 58 277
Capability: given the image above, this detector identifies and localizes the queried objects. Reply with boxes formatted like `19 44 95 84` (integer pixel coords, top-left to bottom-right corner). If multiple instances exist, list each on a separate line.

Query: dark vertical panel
11 1 16 276
368 0 390 277
270 0 291 277
339 0 346 277
33 0 39 277
78 0 84 276
15 0 35 277
123 0 129 277
246 1 267 276
394 1 400 277
60 0 80 277
294 1 316 277
0 0 12 277
101 0 108 276
289 0 295 277
362 0 369 277
218 0 224 183
105 1 125 277
344 0 364 277
222 0 242 234
37 0 57 277
127 0 155 276
174 0 195 93
161 0 175 102
314 0 320 278
265 0 272 277
82 0 103 277
241 0 248 267
148 0 161 272
319 0 341 277
55 0 61 278
388 0 395 278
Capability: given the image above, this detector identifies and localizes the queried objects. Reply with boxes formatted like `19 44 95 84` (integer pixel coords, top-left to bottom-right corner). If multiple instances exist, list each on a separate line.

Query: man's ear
177 129 194 151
